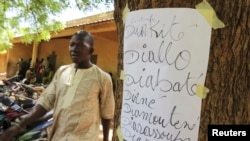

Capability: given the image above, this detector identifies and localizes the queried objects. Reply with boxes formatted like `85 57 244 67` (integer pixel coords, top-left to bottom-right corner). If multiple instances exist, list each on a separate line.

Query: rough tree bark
112 0 249 141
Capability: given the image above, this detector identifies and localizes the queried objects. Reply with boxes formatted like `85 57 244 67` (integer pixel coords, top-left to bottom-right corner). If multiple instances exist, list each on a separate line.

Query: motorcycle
15 110 54 141
0 93 53 141
0 76 52 141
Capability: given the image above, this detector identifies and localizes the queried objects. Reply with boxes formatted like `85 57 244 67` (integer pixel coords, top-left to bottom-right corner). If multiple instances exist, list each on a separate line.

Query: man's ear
89 48 94 54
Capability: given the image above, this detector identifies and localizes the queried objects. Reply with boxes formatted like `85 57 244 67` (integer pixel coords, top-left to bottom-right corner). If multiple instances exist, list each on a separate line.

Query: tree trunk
112 0 250 141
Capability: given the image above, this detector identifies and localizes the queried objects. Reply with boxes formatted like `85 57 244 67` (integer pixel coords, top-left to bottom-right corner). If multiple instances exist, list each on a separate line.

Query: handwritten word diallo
124 40 191 70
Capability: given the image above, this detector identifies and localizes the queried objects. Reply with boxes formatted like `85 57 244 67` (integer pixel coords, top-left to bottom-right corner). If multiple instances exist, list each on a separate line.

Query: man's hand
0 125 24 141
102 118 112 141
0 104 48 141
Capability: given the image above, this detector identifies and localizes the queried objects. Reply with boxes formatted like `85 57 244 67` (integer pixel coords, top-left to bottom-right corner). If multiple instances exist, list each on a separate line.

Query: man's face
69 35 92 64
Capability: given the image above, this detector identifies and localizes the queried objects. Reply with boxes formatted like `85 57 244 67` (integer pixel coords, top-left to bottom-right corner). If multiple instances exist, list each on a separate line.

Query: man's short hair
73 30 94 47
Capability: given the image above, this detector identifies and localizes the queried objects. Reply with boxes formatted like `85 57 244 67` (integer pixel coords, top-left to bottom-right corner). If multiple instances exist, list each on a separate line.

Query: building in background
2 11 118 81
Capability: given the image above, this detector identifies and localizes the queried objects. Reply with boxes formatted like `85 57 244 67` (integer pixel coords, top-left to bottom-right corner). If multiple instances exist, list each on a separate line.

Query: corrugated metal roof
65 11 114 28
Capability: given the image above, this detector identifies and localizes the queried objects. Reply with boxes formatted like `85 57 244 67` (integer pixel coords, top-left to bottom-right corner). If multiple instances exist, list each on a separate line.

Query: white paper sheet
121 8 211 141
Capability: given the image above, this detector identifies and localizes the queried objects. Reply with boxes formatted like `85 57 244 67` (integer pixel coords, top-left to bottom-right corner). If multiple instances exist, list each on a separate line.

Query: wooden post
31 42 39 68
112 0 250 141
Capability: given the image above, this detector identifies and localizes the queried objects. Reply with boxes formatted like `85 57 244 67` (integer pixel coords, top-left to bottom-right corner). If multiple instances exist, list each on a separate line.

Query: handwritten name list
121 8 211 141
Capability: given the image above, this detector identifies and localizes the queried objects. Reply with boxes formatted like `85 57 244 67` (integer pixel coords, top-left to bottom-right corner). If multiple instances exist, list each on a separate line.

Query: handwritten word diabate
125 69 203 95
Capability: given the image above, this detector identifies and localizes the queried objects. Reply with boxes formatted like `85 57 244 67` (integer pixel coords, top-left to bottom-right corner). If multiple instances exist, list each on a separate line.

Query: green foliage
0 0 113 52
0 28 14 50
0 0 69 51
75 0 113 12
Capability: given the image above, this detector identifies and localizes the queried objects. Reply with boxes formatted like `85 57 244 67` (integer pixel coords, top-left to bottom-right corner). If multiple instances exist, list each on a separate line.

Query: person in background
43 56 50 72
0 30 115 141
16 58 25 80
15 63 20 78
23 58 32 76
36 58 44 83
42 66 54 84
49 51 57 71
23 67 36 84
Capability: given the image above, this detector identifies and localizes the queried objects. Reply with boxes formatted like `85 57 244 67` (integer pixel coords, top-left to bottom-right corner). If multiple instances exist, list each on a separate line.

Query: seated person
23 67 36 84
42 67 54 84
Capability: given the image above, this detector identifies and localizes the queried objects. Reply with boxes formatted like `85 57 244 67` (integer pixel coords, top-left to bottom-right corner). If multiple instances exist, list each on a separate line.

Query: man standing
0 30 115 141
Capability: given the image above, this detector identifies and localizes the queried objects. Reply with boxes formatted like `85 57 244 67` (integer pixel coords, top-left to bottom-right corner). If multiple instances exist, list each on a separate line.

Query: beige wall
6 36 118 79
0 54 7 73
38 38 71 69
0 53 8 79
94 37 118 75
